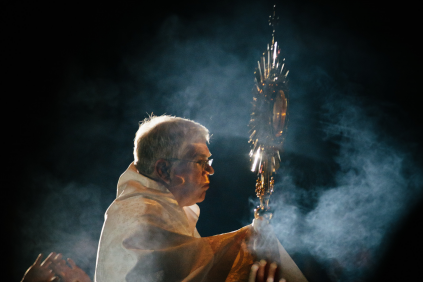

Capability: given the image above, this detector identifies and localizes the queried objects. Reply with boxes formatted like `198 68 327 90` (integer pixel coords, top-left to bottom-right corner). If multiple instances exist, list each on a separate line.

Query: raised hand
21 253 58 282
49 254 92 282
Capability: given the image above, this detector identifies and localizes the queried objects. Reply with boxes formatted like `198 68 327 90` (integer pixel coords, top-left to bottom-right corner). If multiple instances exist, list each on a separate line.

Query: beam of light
257 61 263 82
249 129 256 140
251 146 261 172
267 44 271 76
273 42 277 67
258 149 263 174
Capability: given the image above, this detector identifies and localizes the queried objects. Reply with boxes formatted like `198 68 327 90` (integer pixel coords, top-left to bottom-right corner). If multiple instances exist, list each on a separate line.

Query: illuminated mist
11 1 422 282
271 93 423 281
130 4 423 281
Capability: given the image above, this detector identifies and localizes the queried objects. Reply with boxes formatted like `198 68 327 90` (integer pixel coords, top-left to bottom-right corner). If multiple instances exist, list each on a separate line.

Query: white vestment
94 163 307 282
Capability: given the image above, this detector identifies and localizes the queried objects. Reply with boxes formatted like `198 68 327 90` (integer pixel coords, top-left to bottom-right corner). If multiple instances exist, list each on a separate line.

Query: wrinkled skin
49 254 91 282
21 253 57 282
22 253 92 282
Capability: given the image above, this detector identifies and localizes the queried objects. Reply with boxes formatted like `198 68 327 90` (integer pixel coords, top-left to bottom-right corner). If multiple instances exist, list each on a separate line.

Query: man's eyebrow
195 153 212 159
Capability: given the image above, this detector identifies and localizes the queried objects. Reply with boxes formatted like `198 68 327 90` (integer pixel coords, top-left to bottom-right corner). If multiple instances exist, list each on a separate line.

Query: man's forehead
182 143 211 158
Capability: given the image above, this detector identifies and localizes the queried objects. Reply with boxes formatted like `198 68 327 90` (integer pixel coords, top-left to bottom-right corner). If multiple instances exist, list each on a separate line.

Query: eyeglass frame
165 158 213 170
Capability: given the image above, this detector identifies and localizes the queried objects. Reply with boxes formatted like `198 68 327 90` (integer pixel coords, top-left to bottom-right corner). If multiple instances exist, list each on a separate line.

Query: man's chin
196 192 207 203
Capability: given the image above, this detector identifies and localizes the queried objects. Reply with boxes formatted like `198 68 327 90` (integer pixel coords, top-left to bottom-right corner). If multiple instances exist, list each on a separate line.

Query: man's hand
249 260 286 282
49 254 92 282
21 253 58 282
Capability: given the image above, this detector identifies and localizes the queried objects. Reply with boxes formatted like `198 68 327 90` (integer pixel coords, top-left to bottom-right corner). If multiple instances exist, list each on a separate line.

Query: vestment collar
117 162 169 197
116 162 200 233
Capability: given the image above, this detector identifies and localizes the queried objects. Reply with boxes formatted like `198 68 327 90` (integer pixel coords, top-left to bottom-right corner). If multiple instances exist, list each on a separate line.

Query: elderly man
94 115 307 282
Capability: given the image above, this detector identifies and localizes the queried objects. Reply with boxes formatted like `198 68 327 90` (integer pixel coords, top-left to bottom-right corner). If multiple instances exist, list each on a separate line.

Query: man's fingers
279 279 286 282
53 253 68 267
257 260 267 282
54 253 63 261
67 258 77 269
43 260 52 268
248 263 260 282
34 253 43 265
41 252 56 266
266 262 278 282
50 261 66 272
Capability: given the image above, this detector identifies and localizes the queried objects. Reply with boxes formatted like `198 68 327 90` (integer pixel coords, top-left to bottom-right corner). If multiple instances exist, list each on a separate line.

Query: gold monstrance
249 5 289 220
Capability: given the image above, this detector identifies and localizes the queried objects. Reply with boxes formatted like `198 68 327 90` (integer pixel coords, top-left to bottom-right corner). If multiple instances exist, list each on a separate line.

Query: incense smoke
271 92 423 281
131 6 423 281
16 177 106 279
14 2 422 282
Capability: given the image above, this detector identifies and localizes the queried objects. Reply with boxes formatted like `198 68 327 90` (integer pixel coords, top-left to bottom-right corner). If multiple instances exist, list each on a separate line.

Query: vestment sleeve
96 193 255 282
123 221 255 282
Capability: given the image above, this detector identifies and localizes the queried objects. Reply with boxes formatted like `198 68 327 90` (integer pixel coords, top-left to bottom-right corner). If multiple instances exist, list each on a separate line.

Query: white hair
133 115 210 175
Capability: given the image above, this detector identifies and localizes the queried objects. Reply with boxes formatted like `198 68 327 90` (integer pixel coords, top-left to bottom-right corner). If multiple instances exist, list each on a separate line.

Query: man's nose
205 164 214 176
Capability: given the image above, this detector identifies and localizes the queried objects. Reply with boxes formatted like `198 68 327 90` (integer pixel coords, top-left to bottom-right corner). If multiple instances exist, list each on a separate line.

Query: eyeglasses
167 158 213 170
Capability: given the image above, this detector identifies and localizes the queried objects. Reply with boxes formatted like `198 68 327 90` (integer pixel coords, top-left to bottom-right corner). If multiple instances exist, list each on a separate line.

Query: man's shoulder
105 186 180 220
107 192 166 216
102 188 191 235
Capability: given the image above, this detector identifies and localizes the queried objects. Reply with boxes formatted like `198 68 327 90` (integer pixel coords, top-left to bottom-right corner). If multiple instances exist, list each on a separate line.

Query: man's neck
137 170 168 187
138 169 189 207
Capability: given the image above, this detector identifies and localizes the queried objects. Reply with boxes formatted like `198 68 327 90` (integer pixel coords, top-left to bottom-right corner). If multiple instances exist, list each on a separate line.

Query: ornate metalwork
249 5 289 220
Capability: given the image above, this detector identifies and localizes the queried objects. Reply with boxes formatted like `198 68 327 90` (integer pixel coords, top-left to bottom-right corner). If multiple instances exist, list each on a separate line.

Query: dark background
5 0 422 281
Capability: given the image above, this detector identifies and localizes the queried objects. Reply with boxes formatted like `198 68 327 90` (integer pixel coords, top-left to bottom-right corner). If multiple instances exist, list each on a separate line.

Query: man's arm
96 194 256 281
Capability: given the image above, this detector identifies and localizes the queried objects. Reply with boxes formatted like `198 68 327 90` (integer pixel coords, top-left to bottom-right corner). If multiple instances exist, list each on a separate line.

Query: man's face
169 142 214 207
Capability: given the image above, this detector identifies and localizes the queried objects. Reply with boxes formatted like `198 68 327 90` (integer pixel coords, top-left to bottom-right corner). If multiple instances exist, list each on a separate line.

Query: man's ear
154 159 171 184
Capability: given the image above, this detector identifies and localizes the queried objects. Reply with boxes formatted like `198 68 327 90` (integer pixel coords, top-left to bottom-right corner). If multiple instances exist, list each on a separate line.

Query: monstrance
249 5 289 221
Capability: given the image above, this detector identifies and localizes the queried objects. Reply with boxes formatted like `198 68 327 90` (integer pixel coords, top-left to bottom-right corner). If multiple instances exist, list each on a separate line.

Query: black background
5 0 423 281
